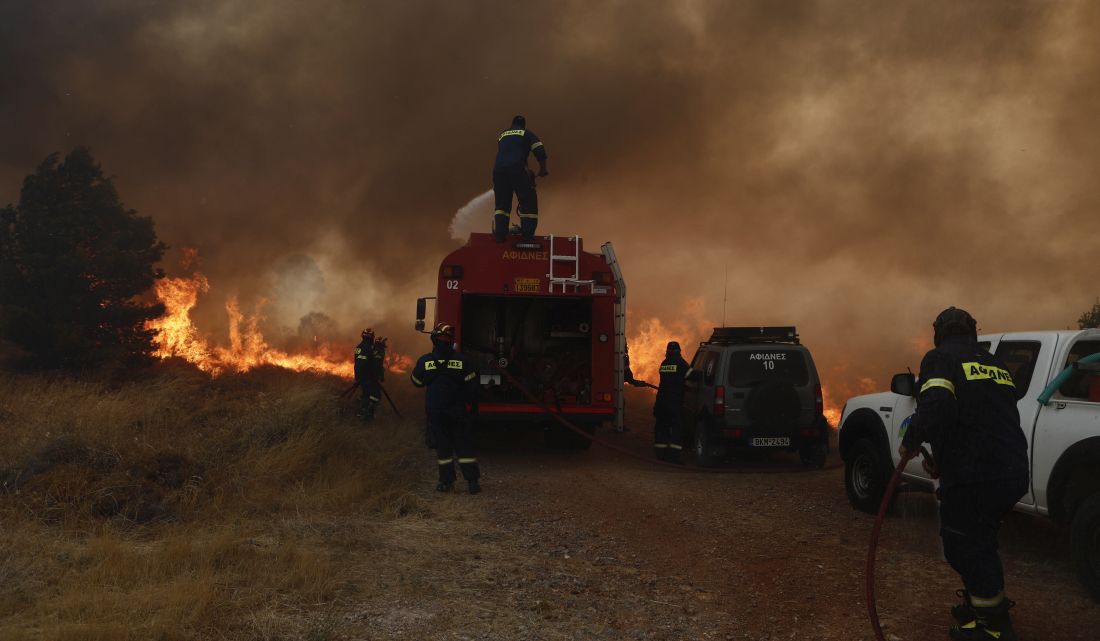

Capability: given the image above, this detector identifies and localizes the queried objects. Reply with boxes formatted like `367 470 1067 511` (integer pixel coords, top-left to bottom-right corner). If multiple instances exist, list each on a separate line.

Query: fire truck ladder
600 242 627 432
547 234 594 294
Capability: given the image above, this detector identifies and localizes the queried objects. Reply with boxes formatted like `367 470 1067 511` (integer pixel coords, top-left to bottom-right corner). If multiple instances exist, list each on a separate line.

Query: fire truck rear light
442 265 464 278
600 392 612 402
723 428 743 438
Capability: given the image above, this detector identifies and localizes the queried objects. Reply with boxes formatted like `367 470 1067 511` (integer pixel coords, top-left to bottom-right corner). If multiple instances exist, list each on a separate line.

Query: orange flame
147 255 408 379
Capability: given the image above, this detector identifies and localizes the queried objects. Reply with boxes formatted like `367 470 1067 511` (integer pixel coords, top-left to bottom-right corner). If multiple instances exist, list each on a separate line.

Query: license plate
750 437 790 447
514 278 541 293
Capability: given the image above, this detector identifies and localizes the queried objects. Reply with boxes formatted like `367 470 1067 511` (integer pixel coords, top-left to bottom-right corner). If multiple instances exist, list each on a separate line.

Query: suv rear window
727 350 808 387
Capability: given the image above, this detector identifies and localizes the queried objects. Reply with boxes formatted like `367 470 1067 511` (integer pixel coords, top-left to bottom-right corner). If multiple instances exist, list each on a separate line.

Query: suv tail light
814 384 823 416
714 385 725 416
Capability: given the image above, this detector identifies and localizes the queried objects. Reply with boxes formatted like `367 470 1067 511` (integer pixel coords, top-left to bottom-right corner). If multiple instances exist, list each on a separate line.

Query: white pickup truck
838 329 1100 598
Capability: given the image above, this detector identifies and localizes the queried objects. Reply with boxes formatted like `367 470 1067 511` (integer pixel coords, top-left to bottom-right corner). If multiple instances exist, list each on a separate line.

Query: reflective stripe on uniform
654 443 668 448
531 141 544 150
684 367 694 377
438 458 454 465
961 362 1015 387
494 209 509 217
447 359 463 370
669 444 683 450
458 458 477 464
920 377 956 397
411 375 423 385
369 396 380 402
518 212 538 218
464 372 477 382
968 592 1005 608
356 355 368 360
498 129 525 140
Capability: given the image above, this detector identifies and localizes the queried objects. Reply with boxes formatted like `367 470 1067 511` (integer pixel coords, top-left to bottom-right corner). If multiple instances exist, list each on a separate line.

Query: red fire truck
414 232 626 446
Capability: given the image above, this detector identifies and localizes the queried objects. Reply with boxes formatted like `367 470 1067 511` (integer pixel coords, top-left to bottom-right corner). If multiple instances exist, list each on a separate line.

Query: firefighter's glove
919 446 939 479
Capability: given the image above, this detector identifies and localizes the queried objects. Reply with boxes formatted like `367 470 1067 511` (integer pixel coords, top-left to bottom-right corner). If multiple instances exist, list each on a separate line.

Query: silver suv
682 327 828 467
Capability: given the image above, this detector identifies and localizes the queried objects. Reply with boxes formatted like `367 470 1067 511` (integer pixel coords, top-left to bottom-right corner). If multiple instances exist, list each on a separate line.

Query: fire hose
490 361 842 475
339 380 402 418
866 447 936 641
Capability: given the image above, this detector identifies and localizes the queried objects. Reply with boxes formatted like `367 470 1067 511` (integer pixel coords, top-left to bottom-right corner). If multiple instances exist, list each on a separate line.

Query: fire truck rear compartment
461 295 593 406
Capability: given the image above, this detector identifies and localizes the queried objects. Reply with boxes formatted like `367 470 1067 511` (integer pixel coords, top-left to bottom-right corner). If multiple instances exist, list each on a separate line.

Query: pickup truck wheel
691 420 719 468
845 438 890 514
1071 493 1100 600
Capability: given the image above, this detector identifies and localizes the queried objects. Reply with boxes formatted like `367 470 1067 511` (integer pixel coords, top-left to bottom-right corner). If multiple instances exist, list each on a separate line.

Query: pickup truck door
993 334 1057 509
1031 337 1100 516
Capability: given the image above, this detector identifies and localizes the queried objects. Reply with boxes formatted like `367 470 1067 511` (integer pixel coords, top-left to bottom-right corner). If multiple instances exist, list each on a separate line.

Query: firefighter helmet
666 341 681 353
933 307 977 346
431 323 455 343
361 328 375 340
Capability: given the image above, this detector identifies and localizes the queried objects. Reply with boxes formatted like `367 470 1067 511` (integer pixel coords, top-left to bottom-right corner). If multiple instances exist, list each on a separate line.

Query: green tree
1080 298 1100 329
0 147 167 368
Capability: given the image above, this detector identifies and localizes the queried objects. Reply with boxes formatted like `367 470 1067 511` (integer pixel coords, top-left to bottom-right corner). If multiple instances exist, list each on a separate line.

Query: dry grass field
0 366 438 641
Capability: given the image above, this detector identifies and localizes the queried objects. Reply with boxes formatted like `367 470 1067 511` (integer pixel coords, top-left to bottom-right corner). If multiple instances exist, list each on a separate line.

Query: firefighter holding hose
411 323 482 494
899 307 1029 641
653 341 692 464
354 329 386 422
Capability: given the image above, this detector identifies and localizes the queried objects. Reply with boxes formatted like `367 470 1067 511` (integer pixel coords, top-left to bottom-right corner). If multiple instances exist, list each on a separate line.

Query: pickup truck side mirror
890 372 917 397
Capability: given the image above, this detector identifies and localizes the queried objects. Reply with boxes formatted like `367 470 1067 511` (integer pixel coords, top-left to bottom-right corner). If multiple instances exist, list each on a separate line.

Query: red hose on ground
866 451 918 641
490 362 843 475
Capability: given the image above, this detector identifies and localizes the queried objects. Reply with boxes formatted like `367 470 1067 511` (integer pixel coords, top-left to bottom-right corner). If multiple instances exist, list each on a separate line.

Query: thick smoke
2 1 1099 399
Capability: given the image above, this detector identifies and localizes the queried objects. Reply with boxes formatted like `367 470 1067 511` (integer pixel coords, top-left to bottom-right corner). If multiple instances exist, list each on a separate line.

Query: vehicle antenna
722 262 728 327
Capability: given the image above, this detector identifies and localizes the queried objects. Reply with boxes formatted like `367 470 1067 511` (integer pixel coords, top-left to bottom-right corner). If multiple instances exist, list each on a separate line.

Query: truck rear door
1031 335 1100 516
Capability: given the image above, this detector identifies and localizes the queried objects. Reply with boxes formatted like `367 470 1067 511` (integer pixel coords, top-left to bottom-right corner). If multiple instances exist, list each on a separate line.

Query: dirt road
456 427 1098 641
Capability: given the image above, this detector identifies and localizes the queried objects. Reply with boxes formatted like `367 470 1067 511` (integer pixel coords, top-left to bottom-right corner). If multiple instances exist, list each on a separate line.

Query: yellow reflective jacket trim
437 458 454 465
961 362 1015 387
498 129 525 140
920 377 956 397
457 458 477 464
355 347 361 355
447 359 463 370
464 372 477 382
660 364 677 373
518 212 538 218
494 209 509 216
410 374 423 386
531 141 544 149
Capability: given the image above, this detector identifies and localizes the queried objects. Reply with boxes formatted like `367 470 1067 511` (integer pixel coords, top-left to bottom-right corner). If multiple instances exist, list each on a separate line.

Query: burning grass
0 366 433 640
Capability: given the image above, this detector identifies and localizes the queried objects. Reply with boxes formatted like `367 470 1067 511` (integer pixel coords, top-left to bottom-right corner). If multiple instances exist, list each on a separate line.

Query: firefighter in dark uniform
354 329 386 422
411 323 482 494
900 307 1029 641
653 341 692 464
493 115 548 242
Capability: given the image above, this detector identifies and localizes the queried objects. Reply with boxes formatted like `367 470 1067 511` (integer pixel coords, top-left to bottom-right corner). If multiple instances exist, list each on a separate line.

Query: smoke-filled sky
2 1 1099 400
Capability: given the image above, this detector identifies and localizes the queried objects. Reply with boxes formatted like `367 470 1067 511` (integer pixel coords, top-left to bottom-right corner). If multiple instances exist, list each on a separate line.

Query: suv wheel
691 419 719 468
1071 493 1100 600
845 438 890 514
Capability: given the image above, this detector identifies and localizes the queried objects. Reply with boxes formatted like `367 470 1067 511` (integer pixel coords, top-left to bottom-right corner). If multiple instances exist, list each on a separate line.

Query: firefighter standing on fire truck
900 307 1029 641
411 323 482 494
654 341 692 464
493 115 548 243
354 329 386 422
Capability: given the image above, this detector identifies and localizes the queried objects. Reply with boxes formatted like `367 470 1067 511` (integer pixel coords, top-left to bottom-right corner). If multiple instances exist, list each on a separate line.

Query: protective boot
949 599 1017 641
951 589 974 624
436 481 453 493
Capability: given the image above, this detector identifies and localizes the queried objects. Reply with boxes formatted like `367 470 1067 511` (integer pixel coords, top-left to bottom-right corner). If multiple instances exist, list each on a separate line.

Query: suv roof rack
707 326 800 345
